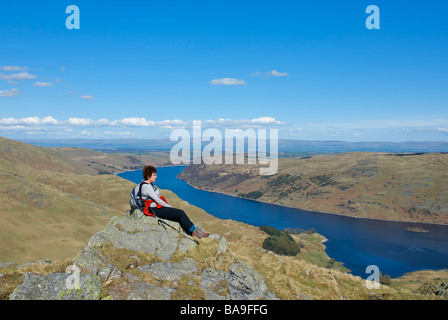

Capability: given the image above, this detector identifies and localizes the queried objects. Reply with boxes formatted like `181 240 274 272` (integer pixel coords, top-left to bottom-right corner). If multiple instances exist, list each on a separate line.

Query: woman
130 165 209 239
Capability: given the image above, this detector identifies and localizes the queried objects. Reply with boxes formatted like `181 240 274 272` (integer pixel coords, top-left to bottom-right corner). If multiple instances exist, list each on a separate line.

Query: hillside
0 136 171 174
0 136 173 263
51 147 171 175
1 200 440 301
1 137 446 301
178 152 448 224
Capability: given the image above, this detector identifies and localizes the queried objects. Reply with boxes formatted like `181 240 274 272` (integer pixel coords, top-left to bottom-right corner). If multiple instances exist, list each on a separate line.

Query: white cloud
0 116 59 125
68 118 95 126
0 72 37 80
111 117 155 127
438 128 448 132
0 88 20 98
203 117 285 127
33 81 54 87
0 116 286 136
251 70 289 78
95 118 111 126
210 78 246 86
41 116 60 125
0 66 28 72
79 95 95 100
0 125 27 131
250 116 283 124
156 119 188 128
267 70 288 77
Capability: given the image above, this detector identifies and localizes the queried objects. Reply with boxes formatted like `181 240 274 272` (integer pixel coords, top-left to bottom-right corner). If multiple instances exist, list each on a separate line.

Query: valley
178 152 448 225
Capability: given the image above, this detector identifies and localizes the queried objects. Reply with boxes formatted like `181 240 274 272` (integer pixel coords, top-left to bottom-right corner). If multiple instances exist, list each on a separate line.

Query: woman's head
143 165 157 180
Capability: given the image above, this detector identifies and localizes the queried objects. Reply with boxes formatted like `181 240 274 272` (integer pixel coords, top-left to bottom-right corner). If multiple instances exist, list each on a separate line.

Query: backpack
130 181 169 217
130 181 149 211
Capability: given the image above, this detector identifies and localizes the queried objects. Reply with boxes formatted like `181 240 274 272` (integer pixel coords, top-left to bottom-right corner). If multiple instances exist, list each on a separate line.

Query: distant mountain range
18 138 448 153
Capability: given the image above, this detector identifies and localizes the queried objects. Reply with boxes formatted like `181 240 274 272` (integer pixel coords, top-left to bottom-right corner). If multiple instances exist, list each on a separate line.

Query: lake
118 166 448 279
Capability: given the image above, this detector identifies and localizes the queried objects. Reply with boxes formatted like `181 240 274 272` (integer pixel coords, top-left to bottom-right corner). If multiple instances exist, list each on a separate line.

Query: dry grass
0 258 73 299
392 269 448 293
0 170 132 263
1 137 444 300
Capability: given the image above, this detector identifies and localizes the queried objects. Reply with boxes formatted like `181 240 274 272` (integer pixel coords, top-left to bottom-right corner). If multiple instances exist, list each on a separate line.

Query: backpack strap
137 181 157 217
137 181 148 200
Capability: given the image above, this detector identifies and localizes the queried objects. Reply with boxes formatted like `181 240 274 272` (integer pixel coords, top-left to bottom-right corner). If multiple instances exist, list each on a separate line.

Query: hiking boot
192 228 209 238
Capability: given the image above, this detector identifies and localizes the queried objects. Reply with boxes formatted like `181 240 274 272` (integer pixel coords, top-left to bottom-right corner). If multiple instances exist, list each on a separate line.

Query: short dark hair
143 165 157 180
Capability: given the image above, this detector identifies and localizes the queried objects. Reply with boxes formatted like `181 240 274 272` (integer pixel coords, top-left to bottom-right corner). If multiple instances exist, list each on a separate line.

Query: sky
0 0 447 142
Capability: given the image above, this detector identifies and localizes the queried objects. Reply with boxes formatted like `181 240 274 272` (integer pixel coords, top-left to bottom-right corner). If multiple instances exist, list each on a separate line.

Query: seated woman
130 165 209 239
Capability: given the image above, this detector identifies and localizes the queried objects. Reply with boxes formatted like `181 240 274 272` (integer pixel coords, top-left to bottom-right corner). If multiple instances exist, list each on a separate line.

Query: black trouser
152 206 195 234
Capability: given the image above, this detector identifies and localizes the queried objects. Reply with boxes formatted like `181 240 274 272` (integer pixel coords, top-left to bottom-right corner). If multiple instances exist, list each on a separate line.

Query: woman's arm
142 184 172 207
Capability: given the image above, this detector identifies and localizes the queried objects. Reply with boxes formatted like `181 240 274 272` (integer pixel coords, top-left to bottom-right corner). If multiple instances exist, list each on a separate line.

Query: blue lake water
118 166 448 279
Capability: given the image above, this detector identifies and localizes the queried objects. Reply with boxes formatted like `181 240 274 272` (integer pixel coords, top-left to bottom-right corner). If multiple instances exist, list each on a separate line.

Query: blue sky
0 0 447 141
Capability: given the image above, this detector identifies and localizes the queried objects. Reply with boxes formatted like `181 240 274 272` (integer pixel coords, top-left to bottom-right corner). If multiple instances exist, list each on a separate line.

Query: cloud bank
0 115 285 137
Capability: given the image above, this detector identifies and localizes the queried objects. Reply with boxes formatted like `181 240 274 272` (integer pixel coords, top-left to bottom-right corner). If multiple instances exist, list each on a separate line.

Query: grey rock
200 268 229 300
10 272 102 300
93 216 182 261
227 261 269 300
126 208 145 221
8 213 278 301
138 258 197 281
108 272 174 300
178 237 197 253
0 262 16 269
199 262 278 300
416 281 448 299
98 263 122 283
74 246 106 274
16 262 37 268
128 282 175 300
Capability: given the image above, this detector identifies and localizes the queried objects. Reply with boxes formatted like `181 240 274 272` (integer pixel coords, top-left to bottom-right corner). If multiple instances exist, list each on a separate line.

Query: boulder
10 272 102 300
8 213 278 300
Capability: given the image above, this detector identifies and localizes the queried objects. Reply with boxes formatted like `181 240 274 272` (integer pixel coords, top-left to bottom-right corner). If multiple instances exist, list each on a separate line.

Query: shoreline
177 175 448 228
113 164 186 177
178 176 448 279
115 166 448 227
116 167 448 279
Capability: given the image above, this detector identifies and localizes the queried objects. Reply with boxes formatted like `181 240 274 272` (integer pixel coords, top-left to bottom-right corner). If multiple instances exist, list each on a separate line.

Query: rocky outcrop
9 272 102 300
415 281 448 299
9 210 278 300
